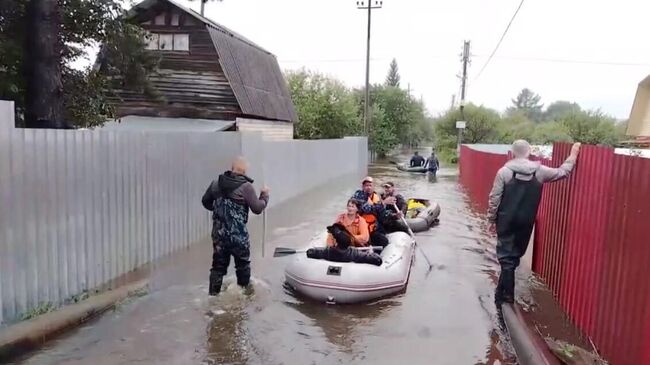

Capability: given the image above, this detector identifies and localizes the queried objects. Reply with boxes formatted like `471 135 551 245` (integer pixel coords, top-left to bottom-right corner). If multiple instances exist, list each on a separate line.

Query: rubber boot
501 269 515 304
209 271 222 296
494 274 505 306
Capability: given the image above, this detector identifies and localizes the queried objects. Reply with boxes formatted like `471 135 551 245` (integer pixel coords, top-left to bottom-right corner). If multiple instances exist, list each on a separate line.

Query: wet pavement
12 155 521 365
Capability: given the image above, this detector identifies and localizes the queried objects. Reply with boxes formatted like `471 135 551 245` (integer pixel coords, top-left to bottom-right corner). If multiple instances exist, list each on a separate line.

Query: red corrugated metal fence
459 143 650 365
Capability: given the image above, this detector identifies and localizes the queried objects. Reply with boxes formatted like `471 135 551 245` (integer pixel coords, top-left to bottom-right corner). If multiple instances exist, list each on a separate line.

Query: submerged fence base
460 143 650 365
0 100 368 324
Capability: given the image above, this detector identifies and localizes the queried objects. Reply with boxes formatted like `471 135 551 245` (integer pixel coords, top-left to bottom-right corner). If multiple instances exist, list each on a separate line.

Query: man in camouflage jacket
202 157 269 295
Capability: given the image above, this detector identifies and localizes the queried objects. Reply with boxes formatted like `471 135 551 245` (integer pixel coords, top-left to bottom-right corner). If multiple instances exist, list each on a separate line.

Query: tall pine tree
385 58 400 87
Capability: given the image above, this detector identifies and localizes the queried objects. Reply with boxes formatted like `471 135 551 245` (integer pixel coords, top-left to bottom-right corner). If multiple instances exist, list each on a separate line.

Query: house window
145 33 190 51
154 13 166 25
171 13 180 26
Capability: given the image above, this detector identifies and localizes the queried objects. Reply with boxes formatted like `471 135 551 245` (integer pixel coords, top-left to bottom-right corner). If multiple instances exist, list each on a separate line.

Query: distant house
100 0 297 140
626 75 650 143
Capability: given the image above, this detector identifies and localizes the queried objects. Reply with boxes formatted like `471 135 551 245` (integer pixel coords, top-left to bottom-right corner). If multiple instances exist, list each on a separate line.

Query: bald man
488 140 580 306
202 157 269 295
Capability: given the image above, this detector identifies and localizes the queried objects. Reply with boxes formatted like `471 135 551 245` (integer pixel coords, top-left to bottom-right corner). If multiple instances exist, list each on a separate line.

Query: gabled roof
627 74 650 137
128 0 298 123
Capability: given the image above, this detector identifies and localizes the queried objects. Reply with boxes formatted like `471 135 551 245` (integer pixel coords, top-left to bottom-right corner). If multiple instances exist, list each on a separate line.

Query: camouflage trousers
210 235 251 290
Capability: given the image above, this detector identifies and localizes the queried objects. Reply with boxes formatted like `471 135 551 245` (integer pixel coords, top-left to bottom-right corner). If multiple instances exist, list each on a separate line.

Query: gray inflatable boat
397 164 427 173
404 199 441 233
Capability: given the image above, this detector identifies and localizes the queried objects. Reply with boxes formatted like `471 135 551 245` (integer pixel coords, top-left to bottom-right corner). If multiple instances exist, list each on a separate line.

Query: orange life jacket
360 192 381 232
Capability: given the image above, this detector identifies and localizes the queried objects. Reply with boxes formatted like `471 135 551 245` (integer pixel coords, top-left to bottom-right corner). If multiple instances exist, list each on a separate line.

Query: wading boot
501 269 515 304
209 271 222 296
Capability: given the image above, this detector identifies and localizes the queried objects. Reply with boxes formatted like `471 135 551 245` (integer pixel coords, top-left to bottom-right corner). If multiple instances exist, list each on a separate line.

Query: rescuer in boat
352 177 393 247
380 182 410 234
424 152 440 177
307 223 382 266
409 151 425 167
326 199 370 247
488 140 581 305
201 156 269 296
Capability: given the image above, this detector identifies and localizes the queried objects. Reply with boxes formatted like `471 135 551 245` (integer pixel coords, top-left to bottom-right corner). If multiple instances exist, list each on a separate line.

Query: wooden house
102 0 297 139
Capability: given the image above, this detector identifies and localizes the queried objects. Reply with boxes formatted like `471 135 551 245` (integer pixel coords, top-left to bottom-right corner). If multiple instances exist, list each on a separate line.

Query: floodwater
13 154 519 365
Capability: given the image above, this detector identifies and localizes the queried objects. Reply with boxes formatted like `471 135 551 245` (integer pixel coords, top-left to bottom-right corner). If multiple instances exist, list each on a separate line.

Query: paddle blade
273 247 300 257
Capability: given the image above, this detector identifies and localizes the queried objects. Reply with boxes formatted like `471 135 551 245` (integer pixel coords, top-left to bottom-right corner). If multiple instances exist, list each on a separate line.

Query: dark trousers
496 223 534 271
370 230 389 247
210 238 251 293
495 222 534 304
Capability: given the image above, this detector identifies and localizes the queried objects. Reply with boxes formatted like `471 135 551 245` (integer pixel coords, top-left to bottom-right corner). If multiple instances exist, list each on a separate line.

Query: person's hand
397 211 404 219
570 142 581 157
261 186 270 195
383 196 396 205
488 223 497 236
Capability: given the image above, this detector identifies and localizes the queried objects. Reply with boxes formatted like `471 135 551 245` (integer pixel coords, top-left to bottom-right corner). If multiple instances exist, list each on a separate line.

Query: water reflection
283 298 401 354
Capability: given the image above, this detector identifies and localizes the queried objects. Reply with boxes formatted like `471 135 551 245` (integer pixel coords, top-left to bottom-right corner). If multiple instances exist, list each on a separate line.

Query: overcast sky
160 0 649 118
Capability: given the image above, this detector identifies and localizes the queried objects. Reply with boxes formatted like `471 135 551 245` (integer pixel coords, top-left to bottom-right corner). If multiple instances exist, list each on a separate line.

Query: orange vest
360 192 381 232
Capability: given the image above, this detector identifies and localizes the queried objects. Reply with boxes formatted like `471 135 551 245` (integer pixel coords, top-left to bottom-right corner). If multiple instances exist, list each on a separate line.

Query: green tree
0 0 158 128
507 88 544 122
531 122 573 144
436 104 502 144
544 100 581 121
369 104 398 157
375 86 413 144
560 110 618 145
385 58 400 87
286 70 362 139
499 111 535 142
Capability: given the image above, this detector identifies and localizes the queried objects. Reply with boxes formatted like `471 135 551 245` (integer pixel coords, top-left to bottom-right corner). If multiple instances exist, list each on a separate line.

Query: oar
274 246 384 258
393 204 434 272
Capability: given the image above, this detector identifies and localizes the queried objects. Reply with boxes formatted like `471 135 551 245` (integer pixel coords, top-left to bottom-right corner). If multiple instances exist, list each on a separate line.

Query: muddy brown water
13 158 521 365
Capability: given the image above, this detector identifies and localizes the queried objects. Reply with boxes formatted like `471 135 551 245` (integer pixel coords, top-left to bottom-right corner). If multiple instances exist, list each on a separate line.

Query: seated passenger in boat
326 199 369 247
307 223 383 266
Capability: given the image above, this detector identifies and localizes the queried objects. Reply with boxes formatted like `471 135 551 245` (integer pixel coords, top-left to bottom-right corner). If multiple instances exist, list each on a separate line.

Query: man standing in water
410 151 425 167
424 152 440 177
488 140 581 305
202 156 269 296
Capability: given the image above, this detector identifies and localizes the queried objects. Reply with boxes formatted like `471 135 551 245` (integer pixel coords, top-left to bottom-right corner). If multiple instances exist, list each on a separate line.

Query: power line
473 0 526 81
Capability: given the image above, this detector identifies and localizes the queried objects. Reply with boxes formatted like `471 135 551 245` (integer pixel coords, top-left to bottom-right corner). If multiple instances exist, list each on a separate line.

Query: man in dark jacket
352 177 394 247
307 223 382 266
202 156 269 295
380 182 409 234
424 152 440 177
488 140 580 306
410 151 425 167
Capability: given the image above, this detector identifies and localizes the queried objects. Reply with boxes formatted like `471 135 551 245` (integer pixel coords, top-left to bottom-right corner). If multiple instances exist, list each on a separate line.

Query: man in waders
202 156 269 296
488 140 581 305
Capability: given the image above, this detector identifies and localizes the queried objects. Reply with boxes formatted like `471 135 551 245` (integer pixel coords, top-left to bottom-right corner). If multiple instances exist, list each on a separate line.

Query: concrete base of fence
502 303 561 365
0 279 149 362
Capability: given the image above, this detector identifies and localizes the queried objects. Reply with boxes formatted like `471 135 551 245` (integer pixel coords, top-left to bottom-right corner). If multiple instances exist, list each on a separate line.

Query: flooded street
13 156 517 365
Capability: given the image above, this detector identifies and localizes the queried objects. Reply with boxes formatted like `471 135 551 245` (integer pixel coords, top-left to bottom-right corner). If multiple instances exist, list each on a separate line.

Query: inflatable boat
405 199 441 232
284 231 415 304
397 164 427 173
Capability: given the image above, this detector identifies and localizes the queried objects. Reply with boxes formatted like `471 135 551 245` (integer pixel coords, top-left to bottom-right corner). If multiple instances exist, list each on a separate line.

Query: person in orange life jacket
380 182 409 234
307 223 382 266
488 140 581 306
326 199 370 247
351 176 393 247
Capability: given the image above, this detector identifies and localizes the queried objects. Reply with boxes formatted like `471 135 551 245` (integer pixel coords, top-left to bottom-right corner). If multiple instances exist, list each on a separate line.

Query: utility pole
407 82 411 97
460 40 470 118
450 94 456 109
357 0 383 136
200 0 206 15
457 40 471 156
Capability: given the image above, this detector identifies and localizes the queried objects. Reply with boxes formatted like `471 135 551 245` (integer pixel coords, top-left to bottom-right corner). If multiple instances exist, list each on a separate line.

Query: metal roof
128 0 298 123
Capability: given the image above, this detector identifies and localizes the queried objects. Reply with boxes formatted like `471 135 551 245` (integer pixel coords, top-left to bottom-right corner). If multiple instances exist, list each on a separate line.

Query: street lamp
356 0 383 136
